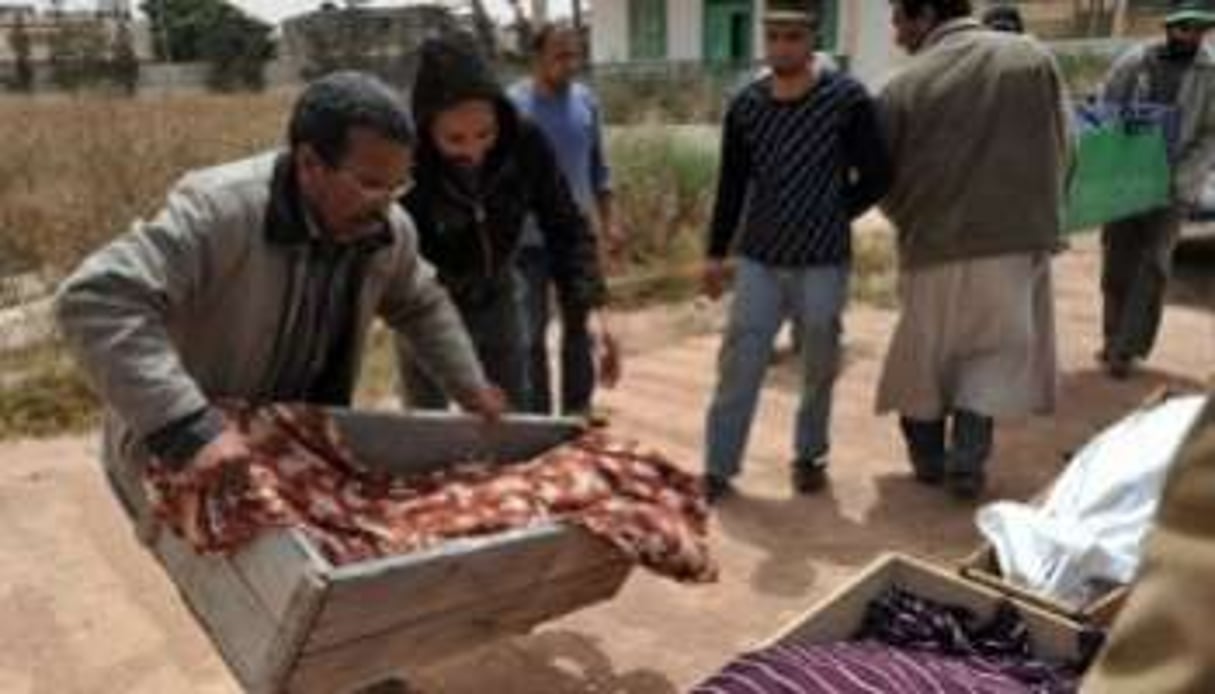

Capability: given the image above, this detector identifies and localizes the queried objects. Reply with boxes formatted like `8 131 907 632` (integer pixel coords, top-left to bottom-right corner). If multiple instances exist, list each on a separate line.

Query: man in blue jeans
701 0 891 503
510 22 622 416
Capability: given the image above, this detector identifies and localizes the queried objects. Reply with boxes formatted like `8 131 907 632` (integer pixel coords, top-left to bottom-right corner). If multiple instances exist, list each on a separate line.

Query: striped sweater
707 70 891 266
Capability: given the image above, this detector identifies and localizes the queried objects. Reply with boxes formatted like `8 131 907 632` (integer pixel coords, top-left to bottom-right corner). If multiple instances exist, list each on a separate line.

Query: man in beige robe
876 0 1070 499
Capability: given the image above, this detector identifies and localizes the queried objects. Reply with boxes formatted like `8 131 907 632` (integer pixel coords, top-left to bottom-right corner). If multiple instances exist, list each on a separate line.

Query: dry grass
0 92 294 277
0 92 292 439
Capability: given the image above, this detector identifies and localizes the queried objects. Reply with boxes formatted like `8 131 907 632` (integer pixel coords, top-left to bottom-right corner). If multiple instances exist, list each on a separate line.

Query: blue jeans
517 244 596 415
705 259 849 480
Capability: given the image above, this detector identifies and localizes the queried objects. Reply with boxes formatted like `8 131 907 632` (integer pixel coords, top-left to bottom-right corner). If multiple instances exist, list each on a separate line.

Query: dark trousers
402 277 529 411
1101 207 1181 361
517 245 595 415
899 411 994 481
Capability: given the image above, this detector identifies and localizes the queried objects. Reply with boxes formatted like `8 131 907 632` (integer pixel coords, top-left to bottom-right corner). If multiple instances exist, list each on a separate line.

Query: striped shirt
707 70 891 266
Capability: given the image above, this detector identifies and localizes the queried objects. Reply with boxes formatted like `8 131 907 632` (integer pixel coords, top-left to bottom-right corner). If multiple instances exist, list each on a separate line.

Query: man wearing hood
1097 0 1215 379
399 35 616 412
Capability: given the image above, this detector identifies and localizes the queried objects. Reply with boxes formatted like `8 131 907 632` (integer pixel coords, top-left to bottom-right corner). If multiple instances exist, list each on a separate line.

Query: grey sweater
56 151 486 518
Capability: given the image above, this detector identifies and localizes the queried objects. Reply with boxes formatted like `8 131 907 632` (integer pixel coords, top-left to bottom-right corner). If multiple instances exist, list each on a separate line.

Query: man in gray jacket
56 72 504 539
877 0 1069 499
1098 0 1215 379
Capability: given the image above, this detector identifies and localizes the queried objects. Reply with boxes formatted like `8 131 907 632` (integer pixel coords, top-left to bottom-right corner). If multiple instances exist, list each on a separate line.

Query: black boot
792 457 829 494
947 410 994 500
899 417 946 485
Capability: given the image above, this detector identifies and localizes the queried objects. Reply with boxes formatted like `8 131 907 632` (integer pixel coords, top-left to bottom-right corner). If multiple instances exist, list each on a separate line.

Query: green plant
592 68 734 125
609 125 720 275
0 349 99 439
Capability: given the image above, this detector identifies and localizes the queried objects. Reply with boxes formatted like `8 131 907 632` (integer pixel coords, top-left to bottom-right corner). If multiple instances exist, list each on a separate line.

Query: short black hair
982 5 1025 33
531 20 580 56
891 0 973 22
288 71 416 166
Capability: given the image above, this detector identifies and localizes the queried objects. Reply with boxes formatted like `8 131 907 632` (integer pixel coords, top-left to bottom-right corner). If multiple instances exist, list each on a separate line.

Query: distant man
701 0 891 503
509 21 621 416
1097 0 1215 379
400 36 618 412
877 0 1070 499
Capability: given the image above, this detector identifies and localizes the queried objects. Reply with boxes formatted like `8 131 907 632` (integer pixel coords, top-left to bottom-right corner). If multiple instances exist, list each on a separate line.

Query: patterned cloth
143 403 717 583
695 588 1101 694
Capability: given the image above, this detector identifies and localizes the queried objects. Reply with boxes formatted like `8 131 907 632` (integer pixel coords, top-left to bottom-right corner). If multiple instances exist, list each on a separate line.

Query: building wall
593 0 851 66
281 5 459 85
667 0 703 62
590 0 629 63
0 14 153 64
841 1 903 89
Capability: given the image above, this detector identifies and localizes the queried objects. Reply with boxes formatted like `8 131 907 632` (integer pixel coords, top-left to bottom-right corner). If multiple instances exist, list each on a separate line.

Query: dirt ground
0 238 1211 694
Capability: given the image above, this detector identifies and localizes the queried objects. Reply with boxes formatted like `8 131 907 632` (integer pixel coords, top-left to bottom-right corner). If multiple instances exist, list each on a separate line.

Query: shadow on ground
417 630 677 694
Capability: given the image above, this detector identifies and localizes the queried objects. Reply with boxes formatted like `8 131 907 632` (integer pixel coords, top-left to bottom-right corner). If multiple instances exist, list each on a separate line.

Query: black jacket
404 37 607 311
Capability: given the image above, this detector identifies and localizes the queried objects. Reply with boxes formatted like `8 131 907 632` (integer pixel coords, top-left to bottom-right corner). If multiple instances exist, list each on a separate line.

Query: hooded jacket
404 37 607 311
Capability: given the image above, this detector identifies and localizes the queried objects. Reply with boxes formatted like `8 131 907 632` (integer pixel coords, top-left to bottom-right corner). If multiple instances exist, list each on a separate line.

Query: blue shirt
509 80 611 245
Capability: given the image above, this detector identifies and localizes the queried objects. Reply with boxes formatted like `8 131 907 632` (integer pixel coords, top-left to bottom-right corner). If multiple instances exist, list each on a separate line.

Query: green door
703 0 753 65
817 0 839 53
629 0 668 61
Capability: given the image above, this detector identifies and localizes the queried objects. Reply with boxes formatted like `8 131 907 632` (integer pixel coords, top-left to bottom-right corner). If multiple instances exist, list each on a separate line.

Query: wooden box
765 553 1088 661
959 545 1127 628
954 388 1183 629
137 410 634 693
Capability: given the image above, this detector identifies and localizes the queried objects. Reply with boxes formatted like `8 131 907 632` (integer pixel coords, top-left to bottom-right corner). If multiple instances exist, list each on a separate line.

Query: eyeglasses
335 165 415 200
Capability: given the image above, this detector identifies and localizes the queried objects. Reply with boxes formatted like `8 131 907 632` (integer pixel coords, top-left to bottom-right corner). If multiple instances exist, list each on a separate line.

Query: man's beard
1163 38 1201 62
447 160 483 192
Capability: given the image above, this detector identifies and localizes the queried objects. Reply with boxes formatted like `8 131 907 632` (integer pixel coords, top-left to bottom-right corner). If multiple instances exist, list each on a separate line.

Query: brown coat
879 19 1071 270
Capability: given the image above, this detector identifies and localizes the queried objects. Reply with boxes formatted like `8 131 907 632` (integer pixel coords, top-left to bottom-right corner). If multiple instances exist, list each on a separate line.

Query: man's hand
591 311 622 389
603 220 627 268
457 386 507 423
702 259 729 301
598 329 622 389
188 427 252 494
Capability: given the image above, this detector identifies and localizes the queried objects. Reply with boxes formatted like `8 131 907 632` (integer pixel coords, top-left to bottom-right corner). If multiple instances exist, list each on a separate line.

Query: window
703 0 752 65
629 0 667 61
817 0 839 52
